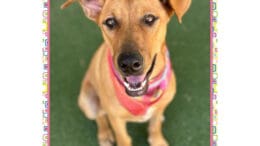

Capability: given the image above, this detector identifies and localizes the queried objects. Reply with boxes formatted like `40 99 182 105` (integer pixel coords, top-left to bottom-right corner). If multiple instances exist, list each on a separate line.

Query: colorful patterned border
211 0 218 146
42 0 49 146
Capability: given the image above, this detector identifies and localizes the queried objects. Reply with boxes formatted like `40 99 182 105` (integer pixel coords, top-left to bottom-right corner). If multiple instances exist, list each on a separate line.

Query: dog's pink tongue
126 75 145 84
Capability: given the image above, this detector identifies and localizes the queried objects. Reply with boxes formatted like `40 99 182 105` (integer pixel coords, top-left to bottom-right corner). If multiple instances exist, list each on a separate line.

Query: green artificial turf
50 0 210 146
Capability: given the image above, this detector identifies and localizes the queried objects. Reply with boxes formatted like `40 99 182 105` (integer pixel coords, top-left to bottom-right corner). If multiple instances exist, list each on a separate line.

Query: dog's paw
148 136 169 146
98 129 115 146
99 140 114 146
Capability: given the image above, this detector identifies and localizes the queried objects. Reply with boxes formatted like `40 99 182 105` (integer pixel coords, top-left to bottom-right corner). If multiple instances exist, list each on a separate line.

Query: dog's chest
135 107 155 122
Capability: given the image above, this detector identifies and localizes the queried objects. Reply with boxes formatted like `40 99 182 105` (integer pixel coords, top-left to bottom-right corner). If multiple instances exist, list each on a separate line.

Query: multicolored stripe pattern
212 0 218 146
42 0 49 146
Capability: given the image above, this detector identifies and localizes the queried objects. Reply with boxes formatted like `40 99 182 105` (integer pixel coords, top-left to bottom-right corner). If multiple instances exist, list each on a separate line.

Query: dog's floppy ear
61 0 104 22
160 0 191 23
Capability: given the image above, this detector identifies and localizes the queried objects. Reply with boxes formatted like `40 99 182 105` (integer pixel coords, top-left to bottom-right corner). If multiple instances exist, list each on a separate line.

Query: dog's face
62 0 191 96
100 0 170 97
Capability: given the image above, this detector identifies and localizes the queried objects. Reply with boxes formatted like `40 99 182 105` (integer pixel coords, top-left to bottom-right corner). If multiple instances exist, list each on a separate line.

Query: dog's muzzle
118 53 157 97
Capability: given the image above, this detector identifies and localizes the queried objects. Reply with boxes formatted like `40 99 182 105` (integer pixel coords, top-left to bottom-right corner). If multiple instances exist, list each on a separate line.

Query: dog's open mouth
122 55 157 97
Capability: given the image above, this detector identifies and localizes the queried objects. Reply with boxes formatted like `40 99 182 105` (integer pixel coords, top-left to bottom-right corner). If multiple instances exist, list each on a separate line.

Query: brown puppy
61 0 191 146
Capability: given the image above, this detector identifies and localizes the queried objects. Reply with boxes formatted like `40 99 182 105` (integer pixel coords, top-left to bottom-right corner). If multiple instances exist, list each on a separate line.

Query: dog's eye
143 14 158 26
103 17 118 30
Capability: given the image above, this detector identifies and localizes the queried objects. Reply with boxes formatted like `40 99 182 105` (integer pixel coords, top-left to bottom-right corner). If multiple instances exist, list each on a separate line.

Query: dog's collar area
107 48 172 116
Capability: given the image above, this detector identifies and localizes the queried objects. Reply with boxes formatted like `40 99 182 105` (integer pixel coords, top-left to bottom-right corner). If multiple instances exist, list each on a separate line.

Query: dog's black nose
117 52 144 75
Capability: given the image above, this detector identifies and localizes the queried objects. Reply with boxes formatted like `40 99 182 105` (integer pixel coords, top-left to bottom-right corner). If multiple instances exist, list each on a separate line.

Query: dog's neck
107 47 172 116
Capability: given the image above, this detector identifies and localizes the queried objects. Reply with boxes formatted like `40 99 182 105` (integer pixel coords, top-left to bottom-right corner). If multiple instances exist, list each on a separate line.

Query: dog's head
62 0 191 96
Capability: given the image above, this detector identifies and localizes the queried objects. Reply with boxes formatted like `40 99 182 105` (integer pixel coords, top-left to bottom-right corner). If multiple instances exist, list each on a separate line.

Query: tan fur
61 0 191 145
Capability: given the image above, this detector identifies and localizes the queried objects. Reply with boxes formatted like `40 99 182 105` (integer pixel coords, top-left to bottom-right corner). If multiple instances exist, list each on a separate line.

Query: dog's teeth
123 82 130 88
141 80 147 87
124 79 148 92
130 87 136 91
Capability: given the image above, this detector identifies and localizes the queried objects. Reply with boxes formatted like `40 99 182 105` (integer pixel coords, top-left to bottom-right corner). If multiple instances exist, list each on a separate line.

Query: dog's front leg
148 111 169 146
108 116 132 146
96 115 115 146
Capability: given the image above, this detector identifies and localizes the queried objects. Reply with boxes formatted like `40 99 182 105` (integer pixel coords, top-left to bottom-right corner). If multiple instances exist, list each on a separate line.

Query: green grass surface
51 0 210 146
